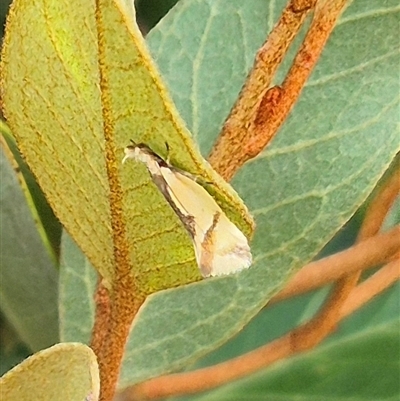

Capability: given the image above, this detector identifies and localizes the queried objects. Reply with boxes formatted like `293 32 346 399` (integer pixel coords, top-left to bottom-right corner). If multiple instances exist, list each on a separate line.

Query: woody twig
209 0 347 181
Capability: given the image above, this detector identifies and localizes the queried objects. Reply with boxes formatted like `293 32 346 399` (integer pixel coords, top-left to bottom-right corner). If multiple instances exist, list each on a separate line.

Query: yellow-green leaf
0 0 254 295
0 343 99 401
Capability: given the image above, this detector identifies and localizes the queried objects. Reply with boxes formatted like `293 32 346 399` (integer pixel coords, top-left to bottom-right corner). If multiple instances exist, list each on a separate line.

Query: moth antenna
165 141 171 164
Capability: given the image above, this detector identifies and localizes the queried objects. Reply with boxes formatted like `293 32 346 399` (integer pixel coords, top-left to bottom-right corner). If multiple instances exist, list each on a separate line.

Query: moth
122 141 252 277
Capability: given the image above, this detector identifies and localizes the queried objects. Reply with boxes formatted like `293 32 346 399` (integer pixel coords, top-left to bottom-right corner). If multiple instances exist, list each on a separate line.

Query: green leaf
0 0 253 296
0 134 59 351
59 232 97 345
117 0 399 385
0 315 31 376
0 343 99 401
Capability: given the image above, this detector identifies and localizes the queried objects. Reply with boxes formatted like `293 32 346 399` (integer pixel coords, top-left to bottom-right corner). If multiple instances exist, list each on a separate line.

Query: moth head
122 143 137 163
122 140 161 164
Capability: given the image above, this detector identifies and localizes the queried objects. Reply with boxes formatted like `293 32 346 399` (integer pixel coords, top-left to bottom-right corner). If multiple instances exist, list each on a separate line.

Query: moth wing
160 168 252 277
159 167 219 238
199 212 252 277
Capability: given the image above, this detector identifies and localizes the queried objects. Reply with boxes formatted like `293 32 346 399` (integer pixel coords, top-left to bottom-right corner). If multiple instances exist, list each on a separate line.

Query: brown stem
358 165 400 240
100 290 143 401
290 276 354 351
90 278 111 355
94 1 146 399
294 149 400 383
276 159 400 365
340 258 400 319
289 152 400 399
327 160 400 323
246 0 349 160
208 0 317 180
209 0 348 181
292 155 400 353
271 225 400 303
